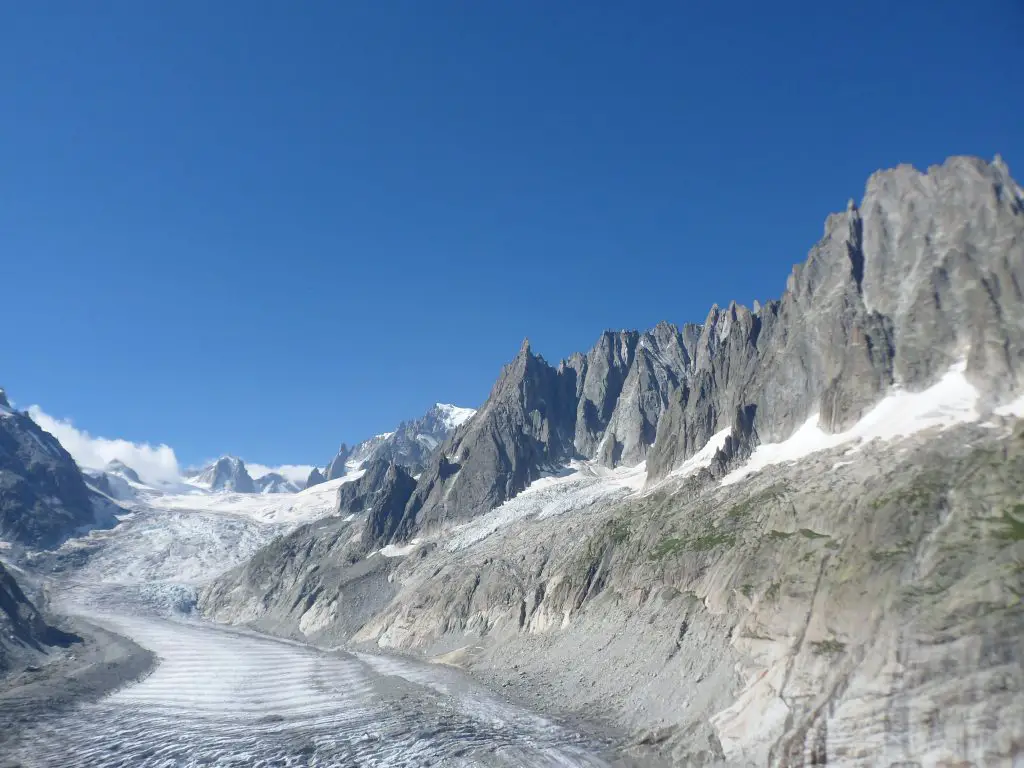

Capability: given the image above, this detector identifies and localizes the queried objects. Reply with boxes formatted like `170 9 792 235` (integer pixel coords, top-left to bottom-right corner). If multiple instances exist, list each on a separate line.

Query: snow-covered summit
254 472 301 494
191 456 255 494
433 403 476 431
324 403 478 480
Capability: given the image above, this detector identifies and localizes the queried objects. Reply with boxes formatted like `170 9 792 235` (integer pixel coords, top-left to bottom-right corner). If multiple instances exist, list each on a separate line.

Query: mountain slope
0 390 108 549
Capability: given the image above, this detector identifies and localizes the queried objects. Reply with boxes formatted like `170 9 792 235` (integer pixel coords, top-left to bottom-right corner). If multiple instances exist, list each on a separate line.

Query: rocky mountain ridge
353 156 1024 546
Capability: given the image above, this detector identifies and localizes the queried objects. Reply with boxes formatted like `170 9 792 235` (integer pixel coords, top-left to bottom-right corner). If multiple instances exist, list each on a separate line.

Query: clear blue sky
2 1 1022 467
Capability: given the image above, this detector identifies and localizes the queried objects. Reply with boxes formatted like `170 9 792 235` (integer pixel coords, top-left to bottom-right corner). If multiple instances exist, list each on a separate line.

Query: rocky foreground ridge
199 155 1024 766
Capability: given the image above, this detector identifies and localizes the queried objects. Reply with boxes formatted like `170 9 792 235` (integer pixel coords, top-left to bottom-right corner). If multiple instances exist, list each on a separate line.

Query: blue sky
2 1 1022 470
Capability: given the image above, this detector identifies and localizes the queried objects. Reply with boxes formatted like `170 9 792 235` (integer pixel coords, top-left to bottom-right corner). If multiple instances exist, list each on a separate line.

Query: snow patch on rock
723 361 981 486
667 428 732 479
444 461 647 552
434 403 477 430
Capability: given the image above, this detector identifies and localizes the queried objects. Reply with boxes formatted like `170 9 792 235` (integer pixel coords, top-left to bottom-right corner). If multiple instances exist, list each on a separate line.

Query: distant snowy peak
324 403 477 480
192 456 255 493
324 444 352 481
254 472 301 494
245 462 316 487
105 459 141 484
195 458 308 494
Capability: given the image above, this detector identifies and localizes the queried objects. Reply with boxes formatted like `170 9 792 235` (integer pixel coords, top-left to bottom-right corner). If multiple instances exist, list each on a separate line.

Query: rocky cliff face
393 341 579 540
0 390 106 549
650 156 1024 481
305 467 325 488
324 444 352 481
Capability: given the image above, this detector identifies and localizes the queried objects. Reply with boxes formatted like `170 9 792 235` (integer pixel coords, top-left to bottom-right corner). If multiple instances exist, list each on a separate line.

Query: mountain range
142 403 478 496
264 156 1023 552
1 155 1022 766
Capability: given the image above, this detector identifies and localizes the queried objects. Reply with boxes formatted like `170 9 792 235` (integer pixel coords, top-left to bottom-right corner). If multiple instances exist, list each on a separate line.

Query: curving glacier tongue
12 612 611 767
7 494 615 767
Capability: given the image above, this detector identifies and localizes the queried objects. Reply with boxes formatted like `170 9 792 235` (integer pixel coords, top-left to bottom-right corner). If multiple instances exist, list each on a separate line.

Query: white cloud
245 462 316 485
27 406 181 484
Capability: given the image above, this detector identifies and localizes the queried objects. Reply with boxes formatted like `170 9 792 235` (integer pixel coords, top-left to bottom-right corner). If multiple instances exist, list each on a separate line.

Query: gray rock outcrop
325 444 351 481
396 340 578 538
334 459 395 519
360 463 417 548
305 467 325 488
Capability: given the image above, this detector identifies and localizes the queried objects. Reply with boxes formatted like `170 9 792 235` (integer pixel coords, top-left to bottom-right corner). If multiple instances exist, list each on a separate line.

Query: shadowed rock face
335 459 396 519
0 392 101 549
305 467 325 488
361 464 417 547
396 340 579 538
391 156 1024 538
